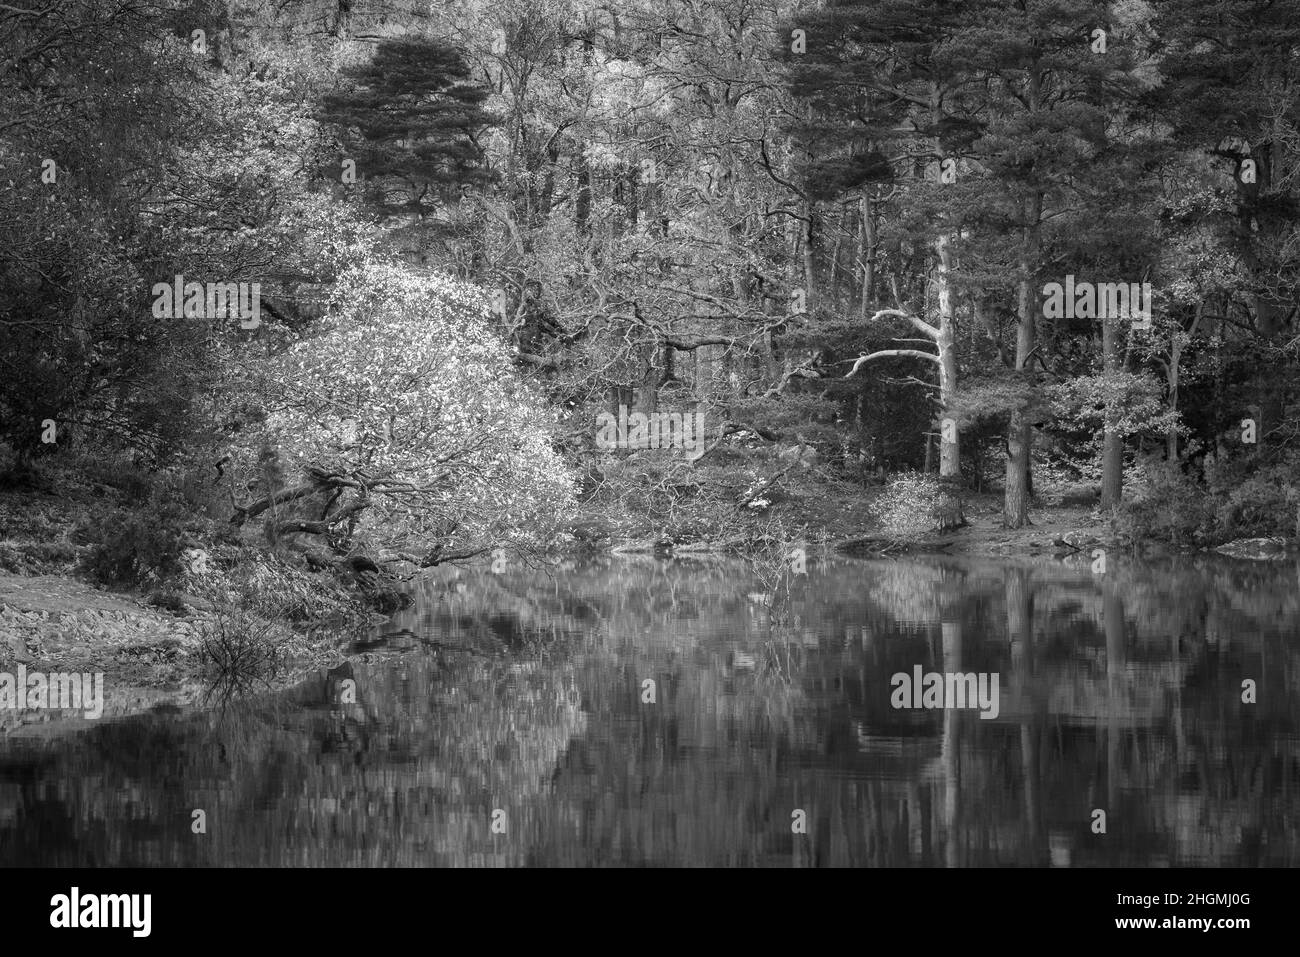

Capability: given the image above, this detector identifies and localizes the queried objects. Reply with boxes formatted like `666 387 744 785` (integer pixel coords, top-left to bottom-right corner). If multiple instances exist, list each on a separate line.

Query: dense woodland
3 0 1300 580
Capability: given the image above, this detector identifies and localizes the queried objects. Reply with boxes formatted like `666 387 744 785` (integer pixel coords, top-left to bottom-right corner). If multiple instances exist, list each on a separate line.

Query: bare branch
844 349 939 377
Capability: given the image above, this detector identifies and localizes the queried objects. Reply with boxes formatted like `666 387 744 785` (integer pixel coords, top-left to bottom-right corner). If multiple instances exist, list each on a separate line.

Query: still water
1 554 1297 866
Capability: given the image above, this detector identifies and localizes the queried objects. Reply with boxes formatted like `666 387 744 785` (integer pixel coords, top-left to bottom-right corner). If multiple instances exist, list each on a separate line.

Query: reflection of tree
0 654 586 866
0 555 1297 866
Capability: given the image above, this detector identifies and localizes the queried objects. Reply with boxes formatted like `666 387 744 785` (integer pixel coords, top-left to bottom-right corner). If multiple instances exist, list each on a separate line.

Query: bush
1114 458 1213 548
1117 451 1300 548
77 499 192 586
205 552 361 622
1202 451 1298 541
871 472 958 539
147 589 190 615
195 603 287 691
67 451 156 503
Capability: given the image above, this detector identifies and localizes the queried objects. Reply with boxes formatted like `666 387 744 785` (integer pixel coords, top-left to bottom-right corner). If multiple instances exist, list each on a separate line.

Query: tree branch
843 349 939 377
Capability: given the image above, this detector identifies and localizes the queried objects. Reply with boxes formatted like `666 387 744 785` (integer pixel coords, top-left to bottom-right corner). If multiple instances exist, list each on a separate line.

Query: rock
1 630 32 663
1055 531 1102 549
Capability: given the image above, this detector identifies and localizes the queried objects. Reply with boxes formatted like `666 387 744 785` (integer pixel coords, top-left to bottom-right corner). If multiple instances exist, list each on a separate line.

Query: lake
1 553 1297 866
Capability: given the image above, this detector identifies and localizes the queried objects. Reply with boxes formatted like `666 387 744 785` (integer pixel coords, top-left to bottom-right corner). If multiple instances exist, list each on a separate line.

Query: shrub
1117 450 1300 547
1115 454 1215 548
211 552 360 622
77 499 192 586
228 260 575 559
871 472 955 539
195 603 286 691
1205 455 1299 541
147 589 190 614
70 451 155 503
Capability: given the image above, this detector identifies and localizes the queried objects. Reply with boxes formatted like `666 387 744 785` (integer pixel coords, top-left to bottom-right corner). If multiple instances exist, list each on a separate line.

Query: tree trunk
574 145 591 236
936 231 960 478
859 195 876 317
1166 303 1202 461
1166 349 1180 462
1100 310 1122 509
1004 190 1041 528
802 198 818 312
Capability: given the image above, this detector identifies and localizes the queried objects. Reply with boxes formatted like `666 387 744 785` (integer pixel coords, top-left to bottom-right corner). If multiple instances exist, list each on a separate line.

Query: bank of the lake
2 471 1293 736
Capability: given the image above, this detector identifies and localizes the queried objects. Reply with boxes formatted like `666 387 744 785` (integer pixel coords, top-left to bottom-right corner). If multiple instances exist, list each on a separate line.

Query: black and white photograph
0 0 1291 933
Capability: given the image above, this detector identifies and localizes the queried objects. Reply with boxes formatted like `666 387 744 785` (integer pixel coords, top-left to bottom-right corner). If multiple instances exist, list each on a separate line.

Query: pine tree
782 0 969 481
319 37 494 233
1149 0 1300 456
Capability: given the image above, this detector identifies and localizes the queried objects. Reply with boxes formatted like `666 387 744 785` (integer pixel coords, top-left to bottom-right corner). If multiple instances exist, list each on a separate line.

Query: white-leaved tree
230 259 574 566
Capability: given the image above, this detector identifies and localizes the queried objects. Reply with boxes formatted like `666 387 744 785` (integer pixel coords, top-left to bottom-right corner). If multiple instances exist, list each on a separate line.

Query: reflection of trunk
941 620 962 867
1005 566 1045 863
907 782 926 864
1104 585 1126 811
1006 567 1031 673
1020 717 1045 864
1105 586 1126 687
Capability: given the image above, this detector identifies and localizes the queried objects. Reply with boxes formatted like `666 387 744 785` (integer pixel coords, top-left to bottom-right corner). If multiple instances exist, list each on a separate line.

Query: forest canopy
2 0 1299 563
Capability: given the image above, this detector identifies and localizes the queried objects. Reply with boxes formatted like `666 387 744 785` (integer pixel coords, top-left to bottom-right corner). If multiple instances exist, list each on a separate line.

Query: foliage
1115 449 1300 547
1113 456 1216 548
194 550 363 623
1203 453 1300 543
870 472 947 540
231 259 575 557
5 0 1300 559
76 500 194 587
1047 373 1181 444
318 36 495 227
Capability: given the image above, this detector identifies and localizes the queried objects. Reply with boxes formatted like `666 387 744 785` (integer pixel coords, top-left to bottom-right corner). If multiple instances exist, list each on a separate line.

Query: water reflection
1 555 1297 866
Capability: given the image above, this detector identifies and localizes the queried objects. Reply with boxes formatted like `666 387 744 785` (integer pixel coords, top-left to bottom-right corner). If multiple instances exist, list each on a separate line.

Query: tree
1150 0 1300 460
784 0 968 479
229 260 574 564
319 36 495 241
931 0 1155 524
